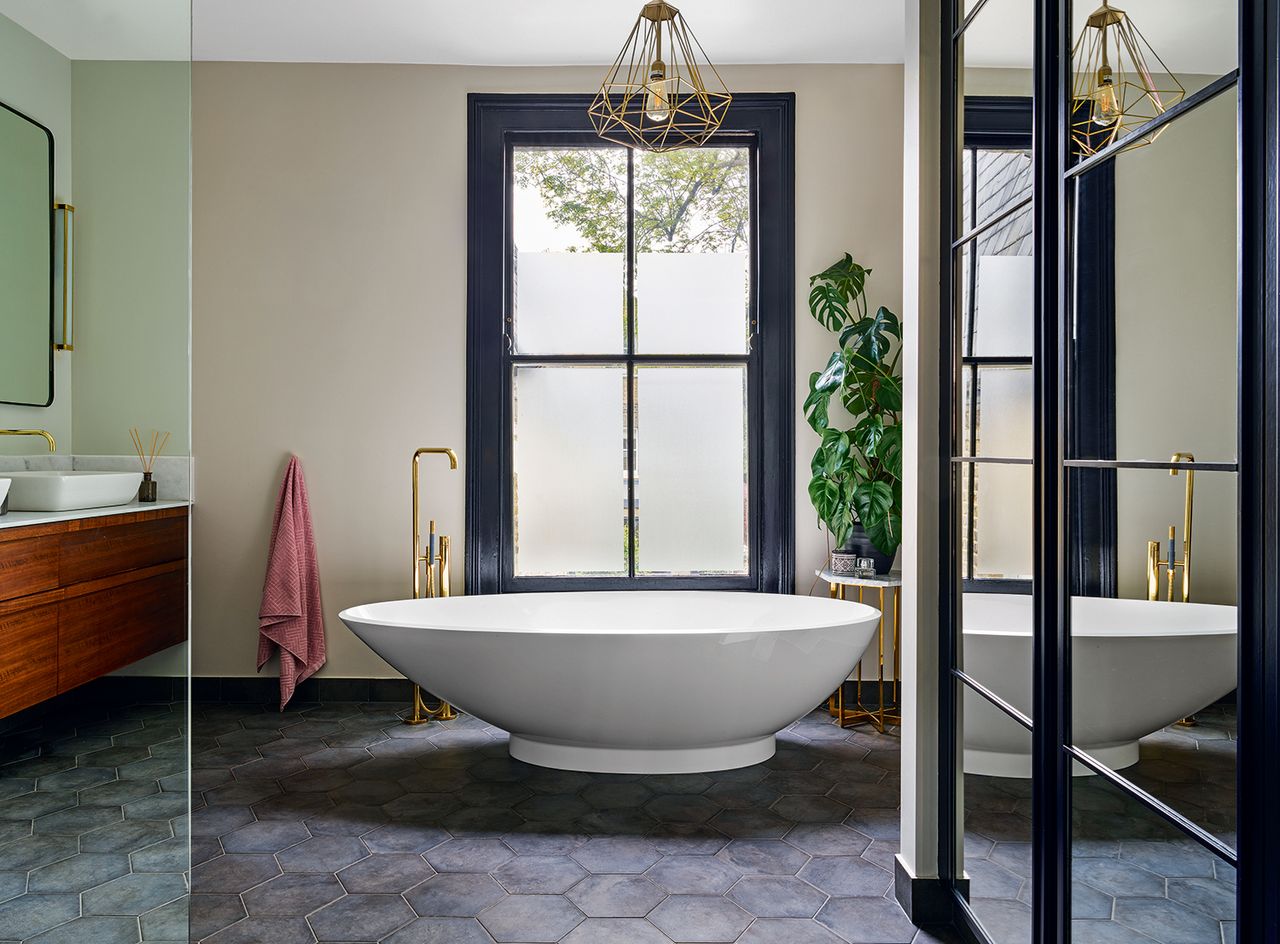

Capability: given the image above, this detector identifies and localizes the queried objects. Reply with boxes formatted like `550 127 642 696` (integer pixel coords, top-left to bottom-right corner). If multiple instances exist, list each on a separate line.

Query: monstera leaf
853 480 901 557
808 254 870 331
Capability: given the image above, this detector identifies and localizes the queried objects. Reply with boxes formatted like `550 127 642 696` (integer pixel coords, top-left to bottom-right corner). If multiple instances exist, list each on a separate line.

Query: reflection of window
961 131 1034 585
467 97 795 593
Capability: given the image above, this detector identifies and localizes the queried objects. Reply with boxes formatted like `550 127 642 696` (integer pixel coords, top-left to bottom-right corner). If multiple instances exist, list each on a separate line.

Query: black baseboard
0 675 187 736
193 676 422 705
895 855 962 927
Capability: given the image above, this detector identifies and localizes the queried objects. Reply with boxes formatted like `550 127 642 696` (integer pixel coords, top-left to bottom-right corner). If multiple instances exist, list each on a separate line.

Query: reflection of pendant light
1071 1 1185 156
590 2 732 152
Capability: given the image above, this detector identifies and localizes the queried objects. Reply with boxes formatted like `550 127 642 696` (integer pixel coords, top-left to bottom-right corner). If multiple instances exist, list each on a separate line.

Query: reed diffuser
130 427 170 503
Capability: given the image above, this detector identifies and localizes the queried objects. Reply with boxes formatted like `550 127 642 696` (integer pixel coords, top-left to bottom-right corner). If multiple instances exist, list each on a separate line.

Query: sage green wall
70 60 191 456
0 14 71 453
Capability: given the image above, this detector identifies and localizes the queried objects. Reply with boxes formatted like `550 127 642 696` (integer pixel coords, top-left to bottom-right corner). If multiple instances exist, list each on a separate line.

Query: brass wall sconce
405 447 459 725
53 202 74 350
590 1 731 152
1070 1 1185 156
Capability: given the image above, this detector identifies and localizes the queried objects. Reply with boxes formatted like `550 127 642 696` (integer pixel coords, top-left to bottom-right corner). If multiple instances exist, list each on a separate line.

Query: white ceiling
0 0 1237 75
188 0 905 66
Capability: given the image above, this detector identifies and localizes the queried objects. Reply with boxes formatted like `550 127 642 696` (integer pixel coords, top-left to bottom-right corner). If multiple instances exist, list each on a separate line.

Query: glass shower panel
512 147 628 355
512 365 627 576
633 147 750 355
960 462 1034 581
634 365 748 575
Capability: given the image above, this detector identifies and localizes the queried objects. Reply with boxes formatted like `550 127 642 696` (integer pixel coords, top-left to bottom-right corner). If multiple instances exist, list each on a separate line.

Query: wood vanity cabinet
0 506 188 719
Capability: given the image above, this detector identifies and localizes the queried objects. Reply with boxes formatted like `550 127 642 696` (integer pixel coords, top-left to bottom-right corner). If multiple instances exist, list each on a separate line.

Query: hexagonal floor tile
406 873 508 917
242 872 346 916
730 875 828 918
648 894 753 943
479 894 584 943
646 855 742 896
716 839 809 875
309 892 417 942
493 854 588 895
798 856 893 897
566 873 667 918
276 836 368 873
426 838 515 873
338 853 436 894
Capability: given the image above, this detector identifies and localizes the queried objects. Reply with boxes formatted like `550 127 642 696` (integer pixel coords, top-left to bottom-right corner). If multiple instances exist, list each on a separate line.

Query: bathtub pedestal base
965 740 1140 779
509 734 776 775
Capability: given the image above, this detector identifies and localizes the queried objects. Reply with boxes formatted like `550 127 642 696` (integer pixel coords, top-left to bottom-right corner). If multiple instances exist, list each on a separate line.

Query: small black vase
840 522 894 575
138 472 157 503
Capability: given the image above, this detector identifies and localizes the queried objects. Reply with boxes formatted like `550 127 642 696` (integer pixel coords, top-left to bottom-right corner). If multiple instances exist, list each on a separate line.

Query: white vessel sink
5 471 143 512
0 478 9 512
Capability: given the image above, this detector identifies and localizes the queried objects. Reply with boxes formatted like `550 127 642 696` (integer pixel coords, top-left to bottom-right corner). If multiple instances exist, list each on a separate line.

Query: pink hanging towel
257 455 327 709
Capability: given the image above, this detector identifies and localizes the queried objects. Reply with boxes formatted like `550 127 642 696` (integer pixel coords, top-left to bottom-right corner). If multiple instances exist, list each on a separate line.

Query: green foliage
513 148 749 253
805 254 904 558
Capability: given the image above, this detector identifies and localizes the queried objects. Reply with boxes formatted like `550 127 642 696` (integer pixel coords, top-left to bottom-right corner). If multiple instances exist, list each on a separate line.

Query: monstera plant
804 254 904 563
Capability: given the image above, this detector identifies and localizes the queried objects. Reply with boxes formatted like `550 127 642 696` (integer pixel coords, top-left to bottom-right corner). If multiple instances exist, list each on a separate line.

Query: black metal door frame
937 1 1280 942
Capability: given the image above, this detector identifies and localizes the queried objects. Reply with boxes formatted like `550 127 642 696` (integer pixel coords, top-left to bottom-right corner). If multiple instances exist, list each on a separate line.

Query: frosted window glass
636 252 748 354
970 463 1032 580
635 367 747 575
963 366 1032 458
634 147 750 354
515 252 624 353
513 366 626 576
513 147 627 354
973 254 1033 356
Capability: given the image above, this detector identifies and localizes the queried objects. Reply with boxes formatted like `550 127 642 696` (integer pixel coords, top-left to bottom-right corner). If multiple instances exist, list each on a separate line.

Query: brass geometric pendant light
589 2 732 152
1070 0 1186 156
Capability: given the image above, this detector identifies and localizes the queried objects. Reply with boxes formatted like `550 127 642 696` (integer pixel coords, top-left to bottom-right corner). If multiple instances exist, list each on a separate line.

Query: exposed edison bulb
645 58 671 124
1090 65 1122 127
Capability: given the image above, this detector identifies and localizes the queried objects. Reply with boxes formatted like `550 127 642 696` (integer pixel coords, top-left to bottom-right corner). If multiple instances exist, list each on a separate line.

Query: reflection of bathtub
340 591 880 774
963 593 1237 777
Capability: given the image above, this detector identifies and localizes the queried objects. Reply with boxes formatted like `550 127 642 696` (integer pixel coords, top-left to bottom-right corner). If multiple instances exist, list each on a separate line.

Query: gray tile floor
964 701 1237 944
188 701 953 944
0 702 190 944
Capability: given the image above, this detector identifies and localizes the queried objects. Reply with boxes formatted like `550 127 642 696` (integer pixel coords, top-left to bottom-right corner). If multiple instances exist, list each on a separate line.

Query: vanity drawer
0 535 60 603
0 603 58 716
60 514 188 586
58 568 187 693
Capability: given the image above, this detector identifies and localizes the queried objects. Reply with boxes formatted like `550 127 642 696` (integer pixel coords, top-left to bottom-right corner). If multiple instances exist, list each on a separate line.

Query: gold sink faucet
0 429 56 452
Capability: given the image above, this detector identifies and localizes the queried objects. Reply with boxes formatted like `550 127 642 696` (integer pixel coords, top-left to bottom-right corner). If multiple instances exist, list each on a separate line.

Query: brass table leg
403 684 457 724
829 583 902 734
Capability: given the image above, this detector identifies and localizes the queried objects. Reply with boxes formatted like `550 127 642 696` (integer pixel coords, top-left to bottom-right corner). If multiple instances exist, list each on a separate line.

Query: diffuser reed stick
129 427 170 473
130 428 169 503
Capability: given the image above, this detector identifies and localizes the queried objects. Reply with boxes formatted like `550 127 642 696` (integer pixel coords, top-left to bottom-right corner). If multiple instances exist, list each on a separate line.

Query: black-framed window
959 98 1034 594
466 94 794 595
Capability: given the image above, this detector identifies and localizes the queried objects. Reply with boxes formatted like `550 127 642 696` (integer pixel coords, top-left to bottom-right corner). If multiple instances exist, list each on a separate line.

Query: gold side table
821 567 902 733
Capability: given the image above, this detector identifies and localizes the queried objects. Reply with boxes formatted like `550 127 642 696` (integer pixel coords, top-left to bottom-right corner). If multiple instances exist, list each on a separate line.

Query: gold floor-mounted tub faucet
1146 452 1198 726
405 447 459 725
1146 452 1195 604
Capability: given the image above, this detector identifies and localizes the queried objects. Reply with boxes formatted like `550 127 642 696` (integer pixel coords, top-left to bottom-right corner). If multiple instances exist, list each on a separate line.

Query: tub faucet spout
0 429 55 452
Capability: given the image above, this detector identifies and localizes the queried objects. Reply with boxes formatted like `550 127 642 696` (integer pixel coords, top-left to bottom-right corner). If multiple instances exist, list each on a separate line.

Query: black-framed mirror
0 96 54 407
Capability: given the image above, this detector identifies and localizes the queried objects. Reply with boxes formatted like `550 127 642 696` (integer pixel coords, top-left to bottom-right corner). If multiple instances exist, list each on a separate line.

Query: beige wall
192 61 905 678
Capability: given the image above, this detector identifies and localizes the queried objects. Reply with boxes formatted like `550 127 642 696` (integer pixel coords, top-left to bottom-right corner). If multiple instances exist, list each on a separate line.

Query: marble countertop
0 499 191 531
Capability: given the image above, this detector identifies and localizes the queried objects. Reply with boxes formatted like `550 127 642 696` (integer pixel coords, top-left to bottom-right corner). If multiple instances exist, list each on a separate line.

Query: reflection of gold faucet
405 447 459 725
0 429 55 452
1146 452 1194 603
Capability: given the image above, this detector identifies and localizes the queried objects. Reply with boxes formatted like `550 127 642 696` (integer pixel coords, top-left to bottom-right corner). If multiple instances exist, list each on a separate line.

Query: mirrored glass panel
1069 86 1237 464
1070 467 1237 846
633 147 750 354
512 147 628 354
961 686 1033 943
513 365 627 575
635 365 747 575
955 0 1032 237
1069 0 1237 157
960 462 1034 581
1072 770 1236 942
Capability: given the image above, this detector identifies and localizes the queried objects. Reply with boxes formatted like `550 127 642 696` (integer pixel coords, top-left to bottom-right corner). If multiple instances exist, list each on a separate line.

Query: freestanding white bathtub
340 591 880 774
962 592 1237 777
